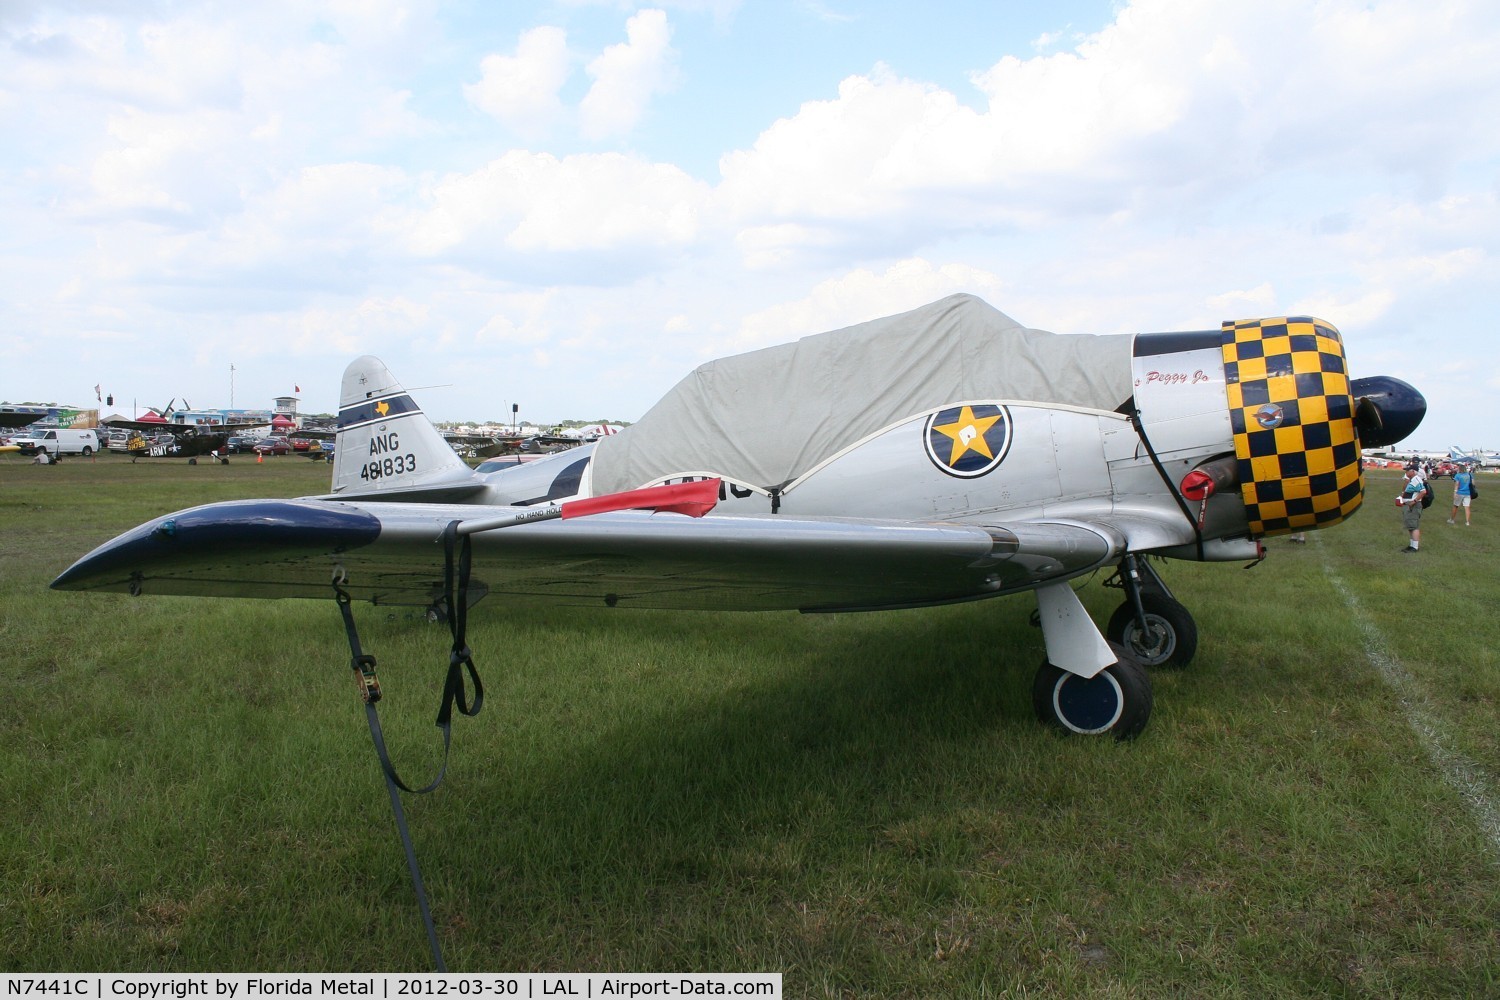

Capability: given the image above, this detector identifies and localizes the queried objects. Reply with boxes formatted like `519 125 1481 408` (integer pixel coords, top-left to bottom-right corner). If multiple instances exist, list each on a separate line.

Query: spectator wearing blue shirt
1448 465 1475 527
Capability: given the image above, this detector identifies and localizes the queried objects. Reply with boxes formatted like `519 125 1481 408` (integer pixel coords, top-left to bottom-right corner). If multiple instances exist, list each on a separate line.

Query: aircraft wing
51 500 1127 612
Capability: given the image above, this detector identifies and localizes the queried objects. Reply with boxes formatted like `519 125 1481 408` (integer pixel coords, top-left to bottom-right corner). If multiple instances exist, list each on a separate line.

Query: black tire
1033 644 1153 740
188 457 198 465
1106 595 1197 668
81 446 93 457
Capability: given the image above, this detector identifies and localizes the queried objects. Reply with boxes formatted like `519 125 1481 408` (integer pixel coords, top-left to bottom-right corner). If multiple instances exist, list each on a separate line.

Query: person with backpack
1448 464 1476 527
1397 465 1429 553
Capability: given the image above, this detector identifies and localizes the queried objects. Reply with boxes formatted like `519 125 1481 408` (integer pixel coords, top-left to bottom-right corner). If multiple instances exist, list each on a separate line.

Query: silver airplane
52 294 1425 739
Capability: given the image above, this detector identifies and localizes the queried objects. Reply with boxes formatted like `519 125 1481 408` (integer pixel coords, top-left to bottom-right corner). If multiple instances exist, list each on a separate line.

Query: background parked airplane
1449 446 1500 468
103 399 272 462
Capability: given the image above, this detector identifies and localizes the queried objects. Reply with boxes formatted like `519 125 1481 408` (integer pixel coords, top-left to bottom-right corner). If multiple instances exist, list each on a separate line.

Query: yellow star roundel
923 403 1012 478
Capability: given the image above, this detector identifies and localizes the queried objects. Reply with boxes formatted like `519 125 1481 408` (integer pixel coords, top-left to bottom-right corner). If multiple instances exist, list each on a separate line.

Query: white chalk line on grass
1321 556 1500 858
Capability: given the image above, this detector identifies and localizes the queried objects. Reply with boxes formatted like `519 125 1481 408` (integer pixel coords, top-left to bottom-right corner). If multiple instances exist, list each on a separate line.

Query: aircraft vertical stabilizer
331 356 478 498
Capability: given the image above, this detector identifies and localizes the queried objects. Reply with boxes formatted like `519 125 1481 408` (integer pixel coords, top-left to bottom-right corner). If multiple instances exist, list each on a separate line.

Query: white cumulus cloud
410 150 709 257
714 0 1500 265
465 26 571 139
579 8 679 140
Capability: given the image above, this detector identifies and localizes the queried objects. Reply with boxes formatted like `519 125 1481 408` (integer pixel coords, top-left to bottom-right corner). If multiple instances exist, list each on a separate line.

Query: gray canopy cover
590 293 1134 495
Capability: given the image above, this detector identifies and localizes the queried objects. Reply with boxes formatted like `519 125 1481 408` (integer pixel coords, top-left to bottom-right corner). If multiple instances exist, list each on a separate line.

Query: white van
14 429 103 458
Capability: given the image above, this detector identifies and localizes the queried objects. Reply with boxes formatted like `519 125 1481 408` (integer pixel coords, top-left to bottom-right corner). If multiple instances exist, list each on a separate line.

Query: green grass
3 455 1499 996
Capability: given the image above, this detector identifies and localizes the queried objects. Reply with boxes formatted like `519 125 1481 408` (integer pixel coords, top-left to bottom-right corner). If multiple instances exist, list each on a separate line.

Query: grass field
2 454 1498 995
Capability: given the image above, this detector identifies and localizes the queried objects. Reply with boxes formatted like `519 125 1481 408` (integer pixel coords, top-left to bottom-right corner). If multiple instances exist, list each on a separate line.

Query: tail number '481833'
362 453 416 481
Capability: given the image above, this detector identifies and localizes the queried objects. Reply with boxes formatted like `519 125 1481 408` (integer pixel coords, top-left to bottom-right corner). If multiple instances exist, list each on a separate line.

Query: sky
2 0 1497 451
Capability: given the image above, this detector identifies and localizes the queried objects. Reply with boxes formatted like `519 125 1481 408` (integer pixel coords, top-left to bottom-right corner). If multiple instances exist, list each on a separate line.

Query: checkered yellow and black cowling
1222 317 1364 537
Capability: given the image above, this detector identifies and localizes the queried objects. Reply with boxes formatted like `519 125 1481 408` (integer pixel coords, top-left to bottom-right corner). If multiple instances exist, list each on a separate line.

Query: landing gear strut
1104 555 1198 668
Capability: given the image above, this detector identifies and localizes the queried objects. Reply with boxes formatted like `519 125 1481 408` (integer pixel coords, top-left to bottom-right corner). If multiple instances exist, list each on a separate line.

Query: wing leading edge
52 500 1126 613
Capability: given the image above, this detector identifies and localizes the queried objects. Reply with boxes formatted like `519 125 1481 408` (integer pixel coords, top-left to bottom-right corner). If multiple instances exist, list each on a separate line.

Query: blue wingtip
51 500 382 593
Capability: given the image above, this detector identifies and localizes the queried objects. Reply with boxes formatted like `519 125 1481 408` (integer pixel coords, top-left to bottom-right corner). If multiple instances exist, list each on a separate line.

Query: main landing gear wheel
1106 595 1198 668
1032 644 1153 740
